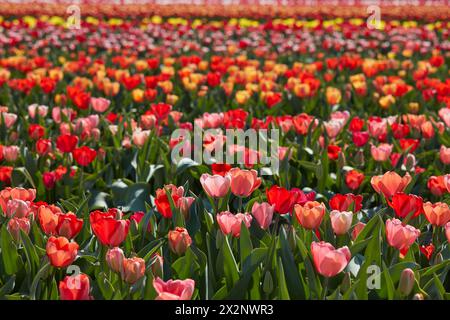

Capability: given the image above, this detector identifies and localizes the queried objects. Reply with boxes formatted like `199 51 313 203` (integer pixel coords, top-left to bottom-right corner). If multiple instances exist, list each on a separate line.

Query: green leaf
1 225 20 275
30 262 50 300
0 275 15 298
239 221 252 266
220 236 239 289
277 257 290 300
279 228 306 299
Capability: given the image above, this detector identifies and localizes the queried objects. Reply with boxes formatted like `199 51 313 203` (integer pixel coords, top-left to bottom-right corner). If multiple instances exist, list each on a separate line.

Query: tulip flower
345 170 364 190
251 202 274 230
56 134 78 153
59 274 92 300
398 268 415 296
72 146 97 166
216 211 252 238
330 210 353 235
7 217 31 242
371 143 393 162
46 236 79 268
266 185 296 214
89 208 130 247
90 97 110 113
106 247 125 274
311 241 351 277
56 212 83 239
371 171 412 199
440 146 450 165
153 277 195 300
228 168 261 197
155 184 194 219
168 227 192 255
329 193 363 212
388 193 423 220
122 257 146 284
200 173 231 198
351 222 366 240
385 218 420 254
423 202 450 227
293 201 326 230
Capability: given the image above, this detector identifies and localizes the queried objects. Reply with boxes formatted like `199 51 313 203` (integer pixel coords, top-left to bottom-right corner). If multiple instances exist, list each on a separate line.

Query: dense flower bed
0 15 448 300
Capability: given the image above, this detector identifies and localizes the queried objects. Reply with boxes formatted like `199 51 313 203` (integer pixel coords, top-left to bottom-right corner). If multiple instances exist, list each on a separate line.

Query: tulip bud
433 253 443 265
263 271 273 294
341 272 351 293
412 293 424 300
398 268 415 296
122 257 146 284
168 227 192 255
106 247 125 274
150 253 164 278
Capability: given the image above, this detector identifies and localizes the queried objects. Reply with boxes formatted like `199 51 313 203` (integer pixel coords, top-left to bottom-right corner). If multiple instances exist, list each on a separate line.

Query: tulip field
0 1 449 301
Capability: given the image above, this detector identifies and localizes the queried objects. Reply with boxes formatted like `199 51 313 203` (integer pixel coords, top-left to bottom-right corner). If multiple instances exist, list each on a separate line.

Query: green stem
322 277 329 300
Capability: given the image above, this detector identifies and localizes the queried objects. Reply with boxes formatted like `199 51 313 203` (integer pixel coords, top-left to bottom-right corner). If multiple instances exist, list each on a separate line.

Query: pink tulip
2 113 17 128
7 217 30 242
251 202 274 230
351 222 366 240
438 107 450 127
6 199 30 218
216 211 252 238
3 145 19 162
90 97 111 113
200 173 230 198
106 247 125 274
28 104 48 119
311 241 351 277
132 129 150 147
371 143 393 162
293 201 326 230
385 218 420 253
330 210 353 235
153 277 195 300
228 168 261 197
141 114 157 129
423 202 450 227
440 146 450 165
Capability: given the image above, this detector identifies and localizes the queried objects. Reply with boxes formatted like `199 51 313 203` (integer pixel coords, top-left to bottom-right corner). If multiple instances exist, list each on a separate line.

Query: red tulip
57 212 83 239
352 131 369 147
211 163 232 176
329 193 363 212
327 144 341 160
72 146 97 166
345 170 364 190
89 208 130 246
36 138 52 156
388 193 423 220
266 185 296 214
46 236 79 268
59 274 92 300
56 134 78 153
